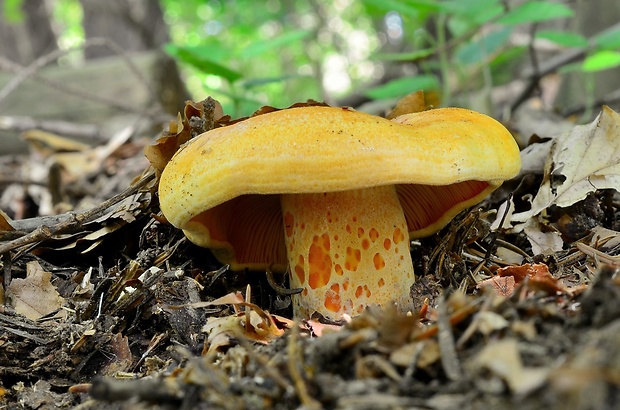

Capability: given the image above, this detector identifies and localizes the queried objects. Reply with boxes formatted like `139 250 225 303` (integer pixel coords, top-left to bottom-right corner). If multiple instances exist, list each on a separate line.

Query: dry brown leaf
145 97 225 174
386 90 439 119
481 263 565 296
143 113 190 174
7 261 65 320
102 333 133 376
512 106 620 223
477 275 516 297
0 209 15 232
390 340 440 369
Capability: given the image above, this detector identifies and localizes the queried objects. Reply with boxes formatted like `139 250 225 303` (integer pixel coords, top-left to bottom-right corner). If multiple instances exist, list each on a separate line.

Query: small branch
0 170 156 255
0 116 104 142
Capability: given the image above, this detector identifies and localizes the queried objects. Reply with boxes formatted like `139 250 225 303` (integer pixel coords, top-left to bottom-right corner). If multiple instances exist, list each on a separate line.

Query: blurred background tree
1 0 619 120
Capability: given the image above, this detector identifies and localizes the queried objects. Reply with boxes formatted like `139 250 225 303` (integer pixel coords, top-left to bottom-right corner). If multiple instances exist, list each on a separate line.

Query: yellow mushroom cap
158 106 521 269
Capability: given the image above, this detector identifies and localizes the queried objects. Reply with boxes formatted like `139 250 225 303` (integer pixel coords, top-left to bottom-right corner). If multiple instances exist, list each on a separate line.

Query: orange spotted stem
281 186 414 318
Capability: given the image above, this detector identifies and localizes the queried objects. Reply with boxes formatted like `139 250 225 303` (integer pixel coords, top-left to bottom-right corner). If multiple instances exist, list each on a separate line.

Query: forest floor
1 98 619 410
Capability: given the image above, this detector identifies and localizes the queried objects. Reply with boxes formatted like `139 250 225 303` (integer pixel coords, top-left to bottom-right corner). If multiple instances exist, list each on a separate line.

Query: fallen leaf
477 275 516 297
145 97 224 174
389 340 440 369
475 311 510 336
512 106 620 223
386 90 439 119
7 261 66 320
484 263 566 296
195 291 294 353
470 338 549 395
0 209 14 232
522 219 564 254
102 333 133 376
589 226 620 249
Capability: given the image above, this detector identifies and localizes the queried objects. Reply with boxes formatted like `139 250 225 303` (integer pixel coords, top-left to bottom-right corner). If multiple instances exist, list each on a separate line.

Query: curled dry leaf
23 126 135 181
101 333 133 376
189 291 294 353
386 90 440 119
477 275 517 297
144 97 225 174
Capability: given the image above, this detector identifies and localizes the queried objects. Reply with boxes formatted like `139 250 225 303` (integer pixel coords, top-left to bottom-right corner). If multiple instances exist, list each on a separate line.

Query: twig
266 267 303 295
509 24 542 114
576 242 620 266
512 22 620 114
0 115 103 142
0 170 155 255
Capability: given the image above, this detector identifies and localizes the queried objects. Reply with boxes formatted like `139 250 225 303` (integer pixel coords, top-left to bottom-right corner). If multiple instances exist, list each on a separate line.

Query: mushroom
158 106 521 319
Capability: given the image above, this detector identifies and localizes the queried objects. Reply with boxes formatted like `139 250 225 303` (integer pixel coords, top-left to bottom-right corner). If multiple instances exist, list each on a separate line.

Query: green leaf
536 30 588 48
372 48 435 62
364 75 439 99
165 44 243 83
557 61 583 74
456 26 513 65
498 1 574 25
592 27 620 50
582 50 620 72
241 29 312 58
2 0 25 22
241 74 304 88
361 0 446 17
442 0 503 25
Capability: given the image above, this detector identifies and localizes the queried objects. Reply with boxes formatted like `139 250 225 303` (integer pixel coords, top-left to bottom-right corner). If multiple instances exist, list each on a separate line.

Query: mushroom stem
281 185 415 318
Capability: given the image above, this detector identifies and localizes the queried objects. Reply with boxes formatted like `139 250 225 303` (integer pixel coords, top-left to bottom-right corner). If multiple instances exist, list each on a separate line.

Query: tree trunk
79 0 169 59
554 0 620 116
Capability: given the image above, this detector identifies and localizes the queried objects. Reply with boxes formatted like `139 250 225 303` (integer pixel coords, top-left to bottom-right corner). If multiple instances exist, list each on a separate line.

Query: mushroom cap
159 106 520 268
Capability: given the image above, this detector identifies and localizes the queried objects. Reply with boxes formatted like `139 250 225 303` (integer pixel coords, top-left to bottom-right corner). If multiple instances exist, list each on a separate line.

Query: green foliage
2 0 24 23
496 1 574 25
535 30 588 48
582 51 620 72
592 26 620 50
165 44 243 83
365 75 439 99
157 0 614 114
51 0 84 52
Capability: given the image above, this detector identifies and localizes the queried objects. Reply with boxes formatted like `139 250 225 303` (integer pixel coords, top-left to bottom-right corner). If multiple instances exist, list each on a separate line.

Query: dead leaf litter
1 97 620 409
